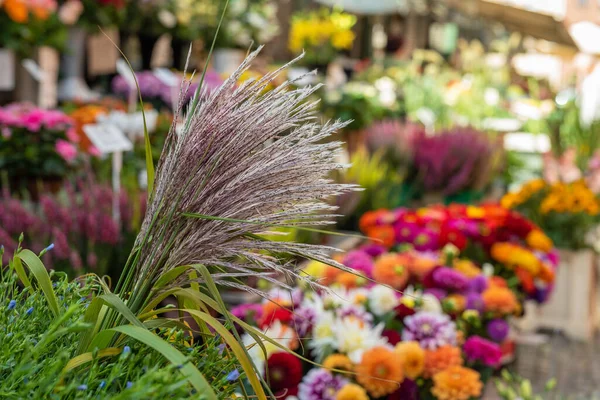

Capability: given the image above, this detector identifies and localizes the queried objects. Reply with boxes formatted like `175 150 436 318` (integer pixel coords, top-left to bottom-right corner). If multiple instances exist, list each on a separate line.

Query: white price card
153 67 179 87
83 124 133 154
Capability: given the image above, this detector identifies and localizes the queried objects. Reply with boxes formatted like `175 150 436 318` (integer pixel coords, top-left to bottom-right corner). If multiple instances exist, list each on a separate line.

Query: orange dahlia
321 265 341 286
372 253 410 289
526 230 553 252
323 354 354 372
336 383 369 400
453 259 482 278
355 347 404 397
431 366 483 400
366 225 396 248
359 210 384 233
423 345 463 378
407 255 437 280
394 341 425 379
4 0 29 22
482 286 519 315
336 271 367 288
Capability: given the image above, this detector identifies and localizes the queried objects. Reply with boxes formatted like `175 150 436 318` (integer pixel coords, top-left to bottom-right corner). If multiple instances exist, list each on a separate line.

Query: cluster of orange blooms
2 0 56 23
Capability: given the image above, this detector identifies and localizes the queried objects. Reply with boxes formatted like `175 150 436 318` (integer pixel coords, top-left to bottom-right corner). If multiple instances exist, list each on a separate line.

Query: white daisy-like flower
242 320 297 375
368 284 399 316
333 319 389 363
308 311 337 361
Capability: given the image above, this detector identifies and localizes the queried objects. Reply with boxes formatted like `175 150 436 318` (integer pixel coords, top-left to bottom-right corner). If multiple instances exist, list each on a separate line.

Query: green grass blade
98 293 146 329
154 265 192 289
110 325 217 399
16 249 59 317
11 257 31 289
76 297 106 355
63 348 121 372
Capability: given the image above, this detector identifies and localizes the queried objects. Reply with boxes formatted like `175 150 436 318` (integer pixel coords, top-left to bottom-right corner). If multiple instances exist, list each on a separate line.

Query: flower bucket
534 249 597 341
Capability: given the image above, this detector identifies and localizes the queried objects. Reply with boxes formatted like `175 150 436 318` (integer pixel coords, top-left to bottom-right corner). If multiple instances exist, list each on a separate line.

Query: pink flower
21 110 45 132
55 139 78 162
66 127 80 143
463 336 502 367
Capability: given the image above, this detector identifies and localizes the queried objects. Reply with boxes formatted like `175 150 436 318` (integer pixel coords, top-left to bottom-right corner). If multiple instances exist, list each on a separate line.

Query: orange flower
431 366 483 400
515 267 535 294
490 242 515 264
444 294 466 313
321 265 341 286
336 271 367 288
359 210 383 233
488 276 507 288
31 5 51 20
526 230 553 253
423 345 462 378
394 341 425 379
4 0 29 23
491 243 541 276
366 225 396 248
336 383 369 400
482 287 519 315
538 263 555 283
453 259 481 278
355 347 404 397
372 253 410 289
407 254 437 280
323 354 354 372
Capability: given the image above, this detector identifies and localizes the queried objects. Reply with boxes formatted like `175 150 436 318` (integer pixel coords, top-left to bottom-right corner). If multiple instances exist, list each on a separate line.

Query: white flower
158 10 177 29
229 0 247 15
333 319 388 363
242 320 296 375
247 11 267 29
421 293 442 314
368 284 399 316
308 311 337 361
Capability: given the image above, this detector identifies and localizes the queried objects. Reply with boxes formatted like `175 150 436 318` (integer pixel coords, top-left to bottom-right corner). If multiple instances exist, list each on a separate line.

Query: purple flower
359 243 387 258
447 218 480 237
533 285 553 304
424 288 447 301
486 319 510 343
393 222 419 243
231 303 263 324
465 292 484 313
292 305 318 337
431 267 469 292
463 336 502 367
336 303 373 325
298 368 348 400
468 275 488 293
343 250 374 277
402 311 457 350
389 378 418 400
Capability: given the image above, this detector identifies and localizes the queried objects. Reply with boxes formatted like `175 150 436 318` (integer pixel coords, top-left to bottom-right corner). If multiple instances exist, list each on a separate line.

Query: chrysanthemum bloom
298 368 348 400
412 229 439 251
482 287 519 315
440 226 467 250
343 250 374 278
465 292 484 313
393 221 419 243
266 352 303 393
322 265 342 286
431 366 483 400
323 354 354 372
366 226 396 248
407 253 438 280
360 243 387 258
423 345 463 378
336 383 369 400
431 267 469 292
486 318 510 343
526 230 553 252
359 210 384 233
372 254 410 289
468 275 488 293
292 305 317 337
355 347 404 398
336 271 368 288
463 336 502 367
402 311 457 350
369 284 399 316
394 341 425 379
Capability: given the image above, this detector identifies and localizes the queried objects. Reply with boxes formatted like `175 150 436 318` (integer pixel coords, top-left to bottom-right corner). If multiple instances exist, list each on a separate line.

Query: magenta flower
465 292 484 313
360 243 387 258
343 250 374 277
468 275 488 293
402 311 457 350
412 229 439 251
463 336 502 367
55 139 78 163
298 369 347 400
486 319 510 343
394 221 419 243
431 267 469 292
231 303 264 324
292 305 317 337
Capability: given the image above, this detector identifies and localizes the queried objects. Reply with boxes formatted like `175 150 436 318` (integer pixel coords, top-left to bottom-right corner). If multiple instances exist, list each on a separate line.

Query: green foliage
0 263 239 399
494 369 556 400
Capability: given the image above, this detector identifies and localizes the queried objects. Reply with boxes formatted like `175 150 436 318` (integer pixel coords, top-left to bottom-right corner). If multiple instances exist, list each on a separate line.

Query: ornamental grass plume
113 48 358 322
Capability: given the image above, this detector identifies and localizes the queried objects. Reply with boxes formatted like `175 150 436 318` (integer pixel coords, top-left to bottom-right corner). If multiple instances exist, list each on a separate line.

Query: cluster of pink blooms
0 103 79 163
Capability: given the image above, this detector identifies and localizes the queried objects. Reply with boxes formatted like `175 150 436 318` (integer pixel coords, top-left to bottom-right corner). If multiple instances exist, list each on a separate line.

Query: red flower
259 306 293 329
382 329 402 345
266 352 303 392
504 212 534 239
440 225 467 250
515 267 535 294
394 303 416 320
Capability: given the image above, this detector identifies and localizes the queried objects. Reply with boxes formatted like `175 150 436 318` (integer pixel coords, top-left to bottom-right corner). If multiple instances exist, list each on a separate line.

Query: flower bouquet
0 0 66 57
501 179 600 250
0 103 81 194
289 7 356 69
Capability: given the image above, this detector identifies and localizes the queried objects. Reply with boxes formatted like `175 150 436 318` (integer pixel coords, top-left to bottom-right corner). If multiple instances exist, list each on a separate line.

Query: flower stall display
0 0 66 57
0 103 81 195
502 179 600 340
289 8 356 70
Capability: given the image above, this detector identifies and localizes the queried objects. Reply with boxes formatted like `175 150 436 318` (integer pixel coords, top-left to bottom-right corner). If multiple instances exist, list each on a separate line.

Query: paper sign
482 118 523 133
22 59 45 82
116 59 136 89
88 30 119 76
503 132 551 153
0 49 15 90
153 67 179 87
83 124 133 154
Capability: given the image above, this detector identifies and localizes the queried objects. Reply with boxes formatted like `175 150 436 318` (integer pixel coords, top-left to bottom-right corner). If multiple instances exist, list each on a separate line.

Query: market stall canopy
444 0 577 48
569 21 600 55
314 0 409 15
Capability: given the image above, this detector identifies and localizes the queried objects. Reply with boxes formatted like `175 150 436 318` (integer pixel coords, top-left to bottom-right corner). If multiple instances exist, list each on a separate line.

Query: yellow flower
525 230 553 252
431 366 483 400
453 259 482 278
336 383 369 400
394 341 425 379
332 30 355 50
323 354 354 372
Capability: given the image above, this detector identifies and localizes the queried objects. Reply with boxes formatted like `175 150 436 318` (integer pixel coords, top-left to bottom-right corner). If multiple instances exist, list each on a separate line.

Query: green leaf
76 297 107 355
16 249 59 317
98 293 146 329
63 347 122 373
110 325 217 399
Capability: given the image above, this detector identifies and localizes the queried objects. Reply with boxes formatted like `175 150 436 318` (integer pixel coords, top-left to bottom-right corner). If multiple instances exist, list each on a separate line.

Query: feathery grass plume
115 48 360 316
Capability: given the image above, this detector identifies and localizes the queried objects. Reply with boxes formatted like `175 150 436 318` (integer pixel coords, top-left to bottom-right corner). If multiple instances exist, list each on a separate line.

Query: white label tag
22 59 45 82
0 49 15 90
153 67 179 87
116 59 136 89
83 123 134 154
